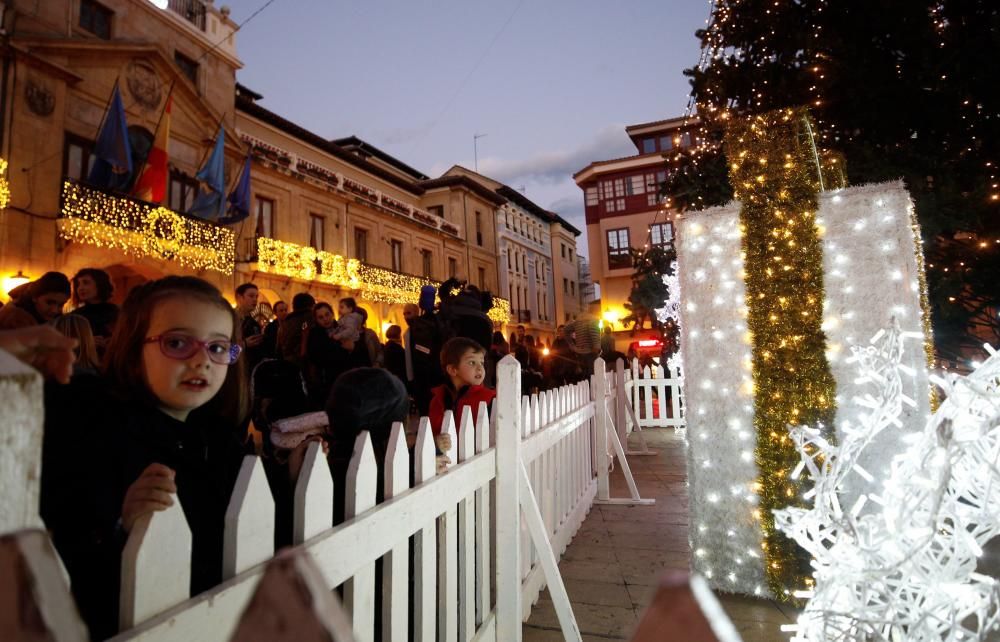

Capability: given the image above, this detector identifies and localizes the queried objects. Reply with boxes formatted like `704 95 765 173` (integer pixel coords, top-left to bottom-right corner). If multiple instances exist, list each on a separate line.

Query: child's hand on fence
122 463 177 532
435 454 451 474
434 433 452 454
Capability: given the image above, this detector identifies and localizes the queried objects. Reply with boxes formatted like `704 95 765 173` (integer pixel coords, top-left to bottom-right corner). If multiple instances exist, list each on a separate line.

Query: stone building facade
0 0 508 335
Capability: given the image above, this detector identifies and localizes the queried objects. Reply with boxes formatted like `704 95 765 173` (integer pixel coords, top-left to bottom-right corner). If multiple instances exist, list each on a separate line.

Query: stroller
249 359 326 458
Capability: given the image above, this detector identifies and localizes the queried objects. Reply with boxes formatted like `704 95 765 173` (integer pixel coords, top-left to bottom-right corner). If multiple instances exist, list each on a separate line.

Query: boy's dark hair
71 268 113 304
340 297 357 312
104 275 247 426
386 324 402 341
326 368 408 445
440 336 486 370
31 271 71 299
314 301 333 314
235 282 258 297
291 292 316 312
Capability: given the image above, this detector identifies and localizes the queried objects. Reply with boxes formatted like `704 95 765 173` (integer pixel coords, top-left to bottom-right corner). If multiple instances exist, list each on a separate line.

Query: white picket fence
1 353 604 642
624 359 685 431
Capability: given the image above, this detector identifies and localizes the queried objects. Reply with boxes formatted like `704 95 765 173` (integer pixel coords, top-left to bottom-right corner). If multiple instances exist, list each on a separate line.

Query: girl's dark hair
31 271 71 299
71 268 114 304
103 276 247 425
340 297 357 312
314 302 333 314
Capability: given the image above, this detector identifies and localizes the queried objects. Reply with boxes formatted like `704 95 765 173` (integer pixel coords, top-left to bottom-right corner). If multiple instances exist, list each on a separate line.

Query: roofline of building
546 211 581 236
572 152 669 184
625 115 699 136
332 136 430 181
419 175 507 206
236 95 425 195
496 185 554 221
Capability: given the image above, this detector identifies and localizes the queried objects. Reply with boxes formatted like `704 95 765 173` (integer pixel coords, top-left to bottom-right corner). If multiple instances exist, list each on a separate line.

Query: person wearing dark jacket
0 271 71 329
276 292 315 366
383 324 407 383
69 268 119 345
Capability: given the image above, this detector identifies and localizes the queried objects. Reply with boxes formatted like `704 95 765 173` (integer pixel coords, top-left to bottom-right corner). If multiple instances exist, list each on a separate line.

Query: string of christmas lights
256 237 511 324
58 181 235 274
0 158 10 209
725 107 838 598
775 324 1000 641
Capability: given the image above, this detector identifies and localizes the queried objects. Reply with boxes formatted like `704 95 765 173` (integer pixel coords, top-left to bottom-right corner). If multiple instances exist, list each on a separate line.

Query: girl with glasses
43 275 252 638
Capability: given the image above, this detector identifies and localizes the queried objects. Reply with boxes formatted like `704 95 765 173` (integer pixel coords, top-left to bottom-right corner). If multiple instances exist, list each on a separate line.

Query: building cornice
572 153 669 185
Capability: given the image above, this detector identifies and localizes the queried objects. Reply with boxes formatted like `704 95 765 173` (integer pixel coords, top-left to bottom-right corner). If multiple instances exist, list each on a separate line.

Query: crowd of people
0 268 613 638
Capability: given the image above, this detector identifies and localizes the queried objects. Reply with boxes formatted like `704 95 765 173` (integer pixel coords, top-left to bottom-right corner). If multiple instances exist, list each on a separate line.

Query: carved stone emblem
24 80 55 117
126 59 163 111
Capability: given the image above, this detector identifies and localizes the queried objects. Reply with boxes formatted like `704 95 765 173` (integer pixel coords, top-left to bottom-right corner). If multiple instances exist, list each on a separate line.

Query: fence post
615 358 628 445
0 350 44 532
592 358 609 501
494 355 522 642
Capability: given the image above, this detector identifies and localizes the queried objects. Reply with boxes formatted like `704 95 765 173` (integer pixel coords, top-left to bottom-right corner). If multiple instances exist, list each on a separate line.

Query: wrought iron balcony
167 0 207 30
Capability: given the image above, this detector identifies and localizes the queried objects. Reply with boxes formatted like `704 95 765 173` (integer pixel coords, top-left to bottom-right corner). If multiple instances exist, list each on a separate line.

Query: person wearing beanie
325 368 409 523
0 271 71 330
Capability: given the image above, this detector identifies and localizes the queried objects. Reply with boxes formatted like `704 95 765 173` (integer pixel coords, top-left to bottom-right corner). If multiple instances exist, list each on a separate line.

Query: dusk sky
224 0 710 257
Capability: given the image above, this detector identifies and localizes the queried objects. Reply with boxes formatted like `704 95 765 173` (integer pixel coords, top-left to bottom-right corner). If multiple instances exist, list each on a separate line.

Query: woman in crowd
0 271 71 329
70 268 119 346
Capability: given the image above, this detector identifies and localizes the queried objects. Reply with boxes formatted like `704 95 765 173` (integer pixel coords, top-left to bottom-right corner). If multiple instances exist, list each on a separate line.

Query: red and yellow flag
132 96 172 203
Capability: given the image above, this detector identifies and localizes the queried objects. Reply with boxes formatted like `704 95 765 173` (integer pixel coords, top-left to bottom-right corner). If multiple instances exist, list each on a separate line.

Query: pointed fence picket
4 354 631 642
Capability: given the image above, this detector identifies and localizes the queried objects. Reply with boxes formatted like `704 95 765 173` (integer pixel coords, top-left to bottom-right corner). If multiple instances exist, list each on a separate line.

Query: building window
570 281 576 296
563 278 569 294
79 0 112 39
448 257 458 278
642 138 656 154
568 248 574 261
390 239 403 272
168 171 199 212
174 51 199 85
63 133 95 181
629 175 646 195
660 136 673 151
354 228 368 263
428 205 444 217
475 211 483 246
255 197 274 239
561 244 566 258
421 249 433 278
309 214 325 251
607 228 631 270
585 187 598 206
651 222 674 248
680 132 692 147
614 179 625 198
478 267 486 289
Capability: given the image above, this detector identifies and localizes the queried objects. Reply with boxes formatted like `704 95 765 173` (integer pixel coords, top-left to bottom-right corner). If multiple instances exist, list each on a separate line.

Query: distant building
443 166 583 345
573 116 697 343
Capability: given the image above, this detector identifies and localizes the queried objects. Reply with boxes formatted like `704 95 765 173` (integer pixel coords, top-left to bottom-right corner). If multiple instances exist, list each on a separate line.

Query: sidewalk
523 428 797 641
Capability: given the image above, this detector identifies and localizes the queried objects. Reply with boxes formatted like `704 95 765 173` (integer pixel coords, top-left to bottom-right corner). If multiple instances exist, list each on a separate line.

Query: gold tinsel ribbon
725 108 838 598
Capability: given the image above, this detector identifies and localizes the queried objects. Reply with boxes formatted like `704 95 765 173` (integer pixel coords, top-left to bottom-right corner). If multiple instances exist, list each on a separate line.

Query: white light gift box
676 181 933 597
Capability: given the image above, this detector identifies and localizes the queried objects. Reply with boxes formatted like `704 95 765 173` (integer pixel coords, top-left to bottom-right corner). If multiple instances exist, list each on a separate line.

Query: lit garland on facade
908 201 937 409
256 237 511 324
725 107 838 598
58 181 235 274
0 158 10 209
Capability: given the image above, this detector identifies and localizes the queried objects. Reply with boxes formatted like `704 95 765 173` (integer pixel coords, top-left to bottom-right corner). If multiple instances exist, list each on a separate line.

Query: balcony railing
167 0 207 30
58 179 235 274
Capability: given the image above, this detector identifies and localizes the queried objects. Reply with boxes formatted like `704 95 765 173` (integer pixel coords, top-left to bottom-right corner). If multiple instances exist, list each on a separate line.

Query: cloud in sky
474 124 635 185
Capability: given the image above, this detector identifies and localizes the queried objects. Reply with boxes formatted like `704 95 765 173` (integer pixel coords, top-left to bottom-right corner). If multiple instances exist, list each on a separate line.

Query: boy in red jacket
429 337 496 441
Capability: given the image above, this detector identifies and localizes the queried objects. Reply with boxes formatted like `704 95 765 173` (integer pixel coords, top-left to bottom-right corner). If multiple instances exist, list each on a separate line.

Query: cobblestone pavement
523 428 797 641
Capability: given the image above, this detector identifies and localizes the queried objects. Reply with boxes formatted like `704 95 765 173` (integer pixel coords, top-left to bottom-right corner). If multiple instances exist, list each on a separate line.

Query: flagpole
193 114 227 180
130 81 175 195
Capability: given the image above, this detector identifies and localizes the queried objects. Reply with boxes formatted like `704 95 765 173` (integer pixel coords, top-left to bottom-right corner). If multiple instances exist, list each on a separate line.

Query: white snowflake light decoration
776 321 1000 641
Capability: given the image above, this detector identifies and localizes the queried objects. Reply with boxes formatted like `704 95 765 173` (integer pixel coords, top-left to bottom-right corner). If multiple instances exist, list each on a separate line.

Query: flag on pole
187 124 227 220
132 96 172 203
221 154 252 224
87 84 133 191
